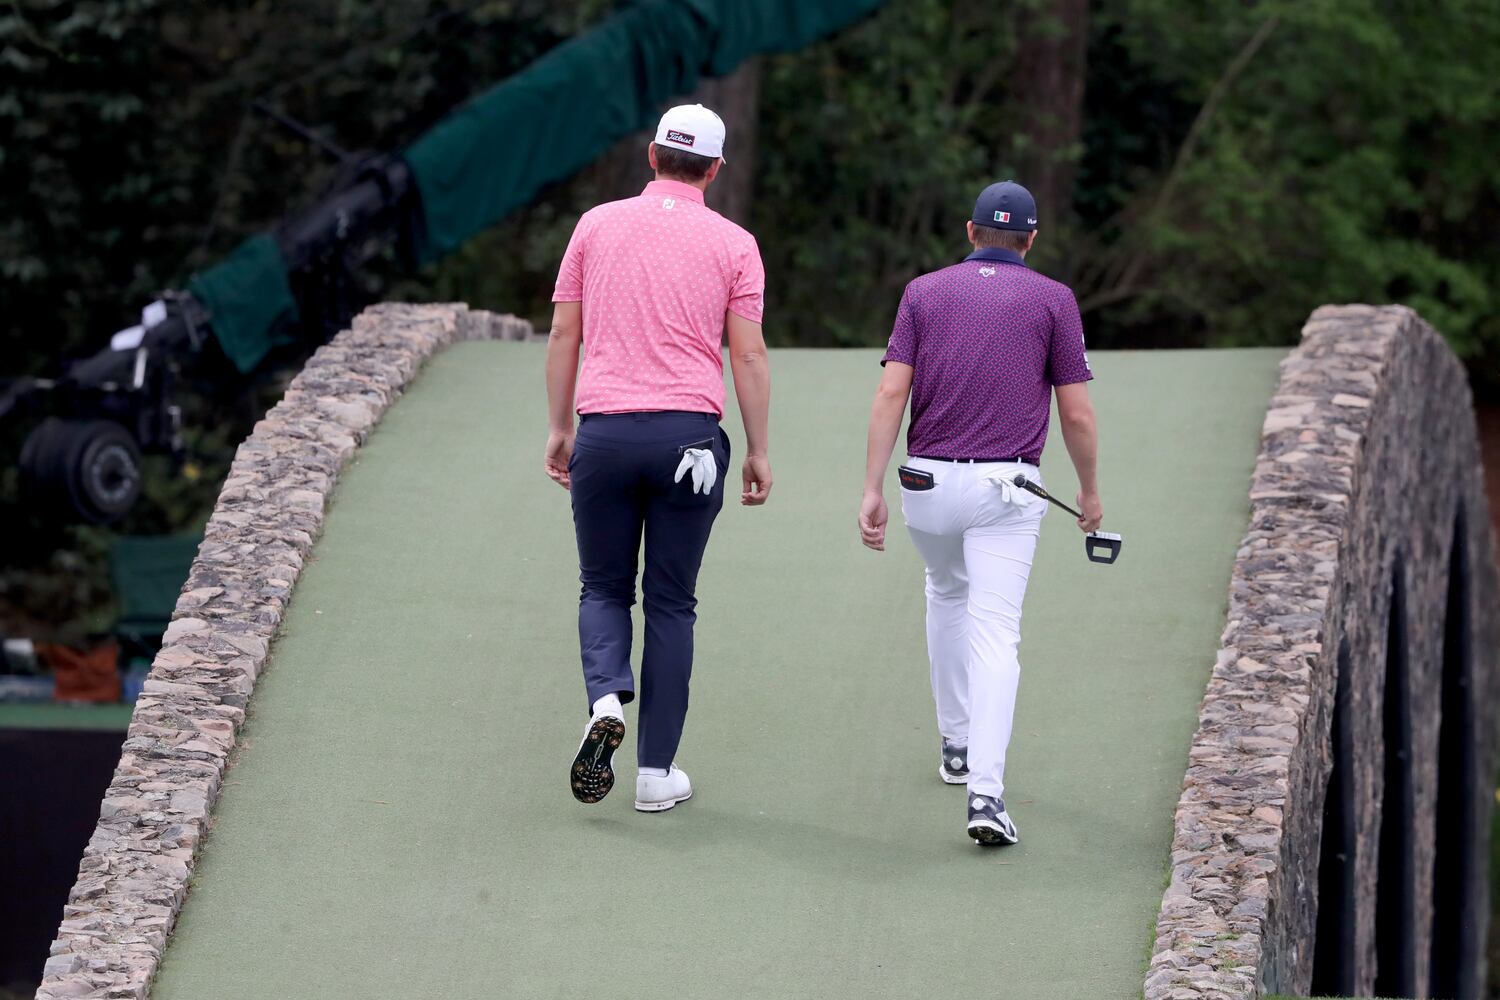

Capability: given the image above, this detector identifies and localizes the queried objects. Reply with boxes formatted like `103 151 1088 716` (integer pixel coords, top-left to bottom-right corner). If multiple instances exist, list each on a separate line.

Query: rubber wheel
18 418 142 523
64 420 142 524
18 417 72 512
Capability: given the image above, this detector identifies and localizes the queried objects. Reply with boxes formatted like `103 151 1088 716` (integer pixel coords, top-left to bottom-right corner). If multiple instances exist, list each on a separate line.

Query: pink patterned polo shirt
553 179 765 418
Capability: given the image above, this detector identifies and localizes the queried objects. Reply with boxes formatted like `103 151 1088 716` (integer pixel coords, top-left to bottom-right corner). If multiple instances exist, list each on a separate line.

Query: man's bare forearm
729 348 770 455
1060 408 1098 495
546 303 582 432
864 389 907 494
725 312 771 456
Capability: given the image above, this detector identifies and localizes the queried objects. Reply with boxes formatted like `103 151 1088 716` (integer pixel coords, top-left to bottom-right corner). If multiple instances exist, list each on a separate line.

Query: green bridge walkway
152 344 1283 999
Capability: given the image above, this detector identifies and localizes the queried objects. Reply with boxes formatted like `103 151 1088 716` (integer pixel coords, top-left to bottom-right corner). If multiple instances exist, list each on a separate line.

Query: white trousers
900 458 1046 799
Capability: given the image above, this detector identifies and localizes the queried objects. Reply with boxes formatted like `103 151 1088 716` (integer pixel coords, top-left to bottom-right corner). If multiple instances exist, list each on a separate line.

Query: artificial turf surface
0 703 134 732
152 343 1284 999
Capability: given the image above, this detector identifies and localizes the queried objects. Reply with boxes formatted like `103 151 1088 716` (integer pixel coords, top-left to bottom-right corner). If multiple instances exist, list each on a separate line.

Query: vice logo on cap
665 130 696 147
994 211 1011 223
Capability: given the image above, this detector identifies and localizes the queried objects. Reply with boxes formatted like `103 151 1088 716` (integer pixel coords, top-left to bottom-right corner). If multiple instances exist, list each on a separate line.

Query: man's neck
655 172 711 194
971 244 1027 259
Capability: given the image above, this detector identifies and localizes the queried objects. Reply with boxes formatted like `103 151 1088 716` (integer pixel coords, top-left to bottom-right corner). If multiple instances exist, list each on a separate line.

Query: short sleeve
552 214 590 302
727 237 765 323
1046 290 1093 386
881 286 917 367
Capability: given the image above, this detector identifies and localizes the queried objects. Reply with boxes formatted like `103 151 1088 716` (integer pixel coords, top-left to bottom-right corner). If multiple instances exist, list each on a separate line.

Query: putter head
1085 531 1122 565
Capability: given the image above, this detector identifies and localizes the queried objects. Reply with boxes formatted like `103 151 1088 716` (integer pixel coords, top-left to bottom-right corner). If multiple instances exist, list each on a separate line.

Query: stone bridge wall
34 304 537 1000
1146 305 1500 999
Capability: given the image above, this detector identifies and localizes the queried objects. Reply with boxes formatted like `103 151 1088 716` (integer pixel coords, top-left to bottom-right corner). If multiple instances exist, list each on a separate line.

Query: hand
741 454 773 506
1076 490 1103 533
859 490 888 551
544 429 574 490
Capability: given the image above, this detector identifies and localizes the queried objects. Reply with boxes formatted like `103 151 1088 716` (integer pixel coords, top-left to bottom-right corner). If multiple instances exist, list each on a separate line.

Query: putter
1011 474 1123 565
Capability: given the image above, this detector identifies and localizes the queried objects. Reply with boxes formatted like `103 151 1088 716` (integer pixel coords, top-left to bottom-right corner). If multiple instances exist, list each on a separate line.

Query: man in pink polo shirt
544 104 773 814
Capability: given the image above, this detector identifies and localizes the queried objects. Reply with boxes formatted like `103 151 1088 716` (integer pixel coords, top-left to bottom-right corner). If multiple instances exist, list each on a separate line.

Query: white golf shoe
634 764 693 812
569 710 625 804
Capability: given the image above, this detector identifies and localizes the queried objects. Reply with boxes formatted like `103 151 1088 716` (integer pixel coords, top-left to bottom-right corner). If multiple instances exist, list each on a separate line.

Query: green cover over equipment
187 234 300 374
404 0 886 262
186 0 886 372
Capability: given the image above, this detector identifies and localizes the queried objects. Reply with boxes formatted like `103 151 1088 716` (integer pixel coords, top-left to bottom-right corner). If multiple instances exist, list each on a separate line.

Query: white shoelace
673 448 717 495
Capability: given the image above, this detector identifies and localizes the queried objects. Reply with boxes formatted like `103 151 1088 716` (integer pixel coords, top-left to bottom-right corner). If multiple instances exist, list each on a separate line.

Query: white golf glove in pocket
673 448 718 495
980 470 1040 508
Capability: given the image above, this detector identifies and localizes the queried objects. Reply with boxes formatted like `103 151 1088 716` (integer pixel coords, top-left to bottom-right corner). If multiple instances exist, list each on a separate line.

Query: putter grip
1013 474 1083 518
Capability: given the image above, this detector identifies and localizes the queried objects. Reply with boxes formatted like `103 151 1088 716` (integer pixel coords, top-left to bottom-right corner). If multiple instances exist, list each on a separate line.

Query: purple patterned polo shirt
882 247 1092 463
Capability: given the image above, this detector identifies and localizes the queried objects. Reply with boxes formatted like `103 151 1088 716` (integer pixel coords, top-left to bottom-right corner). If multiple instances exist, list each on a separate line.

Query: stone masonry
34 304 538 1000
1144 305 1500 998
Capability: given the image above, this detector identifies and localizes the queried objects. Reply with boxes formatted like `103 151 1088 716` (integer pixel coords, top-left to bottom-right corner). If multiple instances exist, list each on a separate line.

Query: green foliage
743 0 1500 360
0 0 603 634
753 0 1026 346
1080 0 1500 358
8 0 1500 365
0 0 603 378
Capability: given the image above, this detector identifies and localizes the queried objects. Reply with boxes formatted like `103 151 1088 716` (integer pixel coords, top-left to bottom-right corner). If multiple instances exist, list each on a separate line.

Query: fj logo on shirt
994 211 1010 223
665 129 696 146
662 198 675 210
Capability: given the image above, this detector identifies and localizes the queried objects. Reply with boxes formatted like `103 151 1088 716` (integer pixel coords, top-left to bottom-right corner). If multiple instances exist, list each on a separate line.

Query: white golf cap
654 104 727 161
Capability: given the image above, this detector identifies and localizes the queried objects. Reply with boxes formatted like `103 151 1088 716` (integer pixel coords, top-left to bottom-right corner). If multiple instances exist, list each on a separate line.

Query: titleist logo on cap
665 130 696 147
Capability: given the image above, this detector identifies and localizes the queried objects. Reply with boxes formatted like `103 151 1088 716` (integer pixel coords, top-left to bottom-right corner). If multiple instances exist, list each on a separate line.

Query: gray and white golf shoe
966 793 1019 846
939 739 969 784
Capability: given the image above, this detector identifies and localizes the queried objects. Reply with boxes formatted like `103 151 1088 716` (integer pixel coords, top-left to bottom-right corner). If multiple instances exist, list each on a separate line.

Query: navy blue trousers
569 411 728 769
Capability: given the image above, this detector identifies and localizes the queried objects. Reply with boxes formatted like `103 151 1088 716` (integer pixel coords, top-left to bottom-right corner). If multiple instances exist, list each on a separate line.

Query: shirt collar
643 178 706 205
963 247 1028 267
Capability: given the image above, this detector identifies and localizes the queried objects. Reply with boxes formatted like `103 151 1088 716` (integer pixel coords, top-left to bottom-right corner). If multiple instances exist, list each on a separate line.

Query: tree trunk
1009 0 1088 228
696 58 761 227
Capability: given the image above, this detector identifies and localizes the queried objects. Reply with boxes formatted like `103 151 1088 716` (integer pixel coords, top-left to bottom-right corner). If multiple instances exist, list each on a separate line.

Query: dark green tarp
187 233 299 374
697 0 886 74
405 0 886 261
185 0 886 370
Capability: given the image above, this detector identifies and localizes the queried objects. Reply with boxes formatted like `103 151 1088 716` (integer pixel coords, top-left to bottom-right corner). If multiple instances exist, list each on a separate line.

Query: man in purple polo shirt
858 180 1103 846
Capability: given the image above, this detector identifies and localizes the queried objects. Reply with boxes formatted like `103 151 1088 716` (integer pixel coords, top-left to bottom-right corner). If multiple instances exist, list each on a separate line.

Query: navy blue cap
972 181 1038 232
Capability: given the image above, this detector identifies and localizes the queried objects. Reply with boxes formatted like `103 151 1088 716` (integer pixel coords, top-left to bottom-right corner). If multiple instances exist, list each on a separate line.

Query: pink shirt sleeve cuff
727 301 763 324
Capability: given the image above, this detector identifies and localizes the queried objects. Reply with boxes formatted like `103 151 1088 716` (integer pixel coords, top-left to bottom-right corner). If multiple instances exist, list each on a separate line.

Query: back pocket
667 437 723 507
898 465 936 491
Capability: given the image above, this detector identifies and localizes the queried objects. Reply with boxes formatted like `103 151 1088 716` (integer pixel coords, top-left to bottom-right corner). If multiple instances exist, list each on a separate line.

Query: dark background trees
9 0 1499 366
3 0 1500 631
